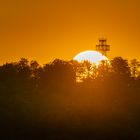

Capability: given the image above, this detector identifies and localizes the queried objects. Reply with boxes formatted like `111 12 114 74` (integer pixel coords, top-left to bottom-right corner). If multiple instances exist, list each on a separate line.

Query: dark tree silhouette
130 59 140 78
0 57 139 140
111 57 131 77
38 59 76 93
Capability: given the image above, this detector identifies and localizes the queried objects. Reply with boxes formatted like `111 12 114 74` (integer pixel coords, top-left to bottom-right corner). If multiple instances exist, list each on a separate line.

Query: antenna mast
96 38 110 56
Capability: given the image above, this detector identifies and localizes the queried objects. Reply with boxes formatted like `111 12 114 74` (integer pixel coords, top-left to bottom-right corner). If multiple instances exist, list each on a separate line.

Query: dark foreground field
0 86 140 140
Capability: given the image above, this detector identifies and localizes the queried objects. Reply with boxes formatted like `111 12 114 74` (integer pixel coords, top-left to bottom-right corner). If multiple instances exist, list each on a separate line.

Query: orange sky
0 0 140 64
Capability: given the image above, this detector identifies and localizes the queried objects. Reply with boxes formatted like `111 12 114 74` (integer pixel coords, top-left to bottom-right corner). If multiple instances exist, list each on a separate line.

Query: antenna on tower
96 38 110 56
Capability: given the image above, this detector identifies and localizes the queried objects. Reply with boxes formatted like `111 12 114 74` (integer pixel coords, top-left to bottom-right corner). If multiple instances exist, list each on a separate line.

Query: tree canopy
0 57 140 139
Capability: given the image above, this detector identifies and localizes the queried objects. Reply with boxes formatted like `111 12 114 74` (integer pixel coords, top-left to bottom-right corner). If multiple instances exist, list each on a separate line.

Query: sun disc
73 50 108 65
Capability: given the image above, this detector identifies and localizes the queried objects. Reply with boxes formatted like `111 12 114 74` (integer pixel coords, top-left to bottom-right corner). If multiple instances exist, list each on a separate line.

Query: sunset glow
1 0 140 139
0 0 140 64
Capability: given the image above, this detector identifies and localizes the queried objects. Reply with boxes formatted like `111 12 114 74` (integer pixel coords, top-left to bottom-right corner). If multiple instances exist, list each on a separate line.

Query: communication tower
96 38 110 56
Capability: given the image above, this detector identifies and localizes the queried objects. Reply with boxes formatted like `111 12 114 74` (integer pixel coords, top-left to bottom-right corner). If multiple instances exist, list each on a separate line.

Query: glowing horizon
0 0 140 64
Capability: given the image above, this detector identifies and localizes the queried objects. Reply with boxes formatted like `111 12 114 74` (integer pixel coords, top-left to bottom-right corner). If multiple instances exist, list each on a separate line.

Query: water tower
96 38 110 56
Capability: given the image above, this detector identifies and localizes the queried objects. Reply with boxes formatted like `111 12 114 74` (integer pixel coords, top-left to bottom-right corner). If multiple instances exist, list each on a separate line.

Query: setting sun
1 0 140 139
73 50 108 65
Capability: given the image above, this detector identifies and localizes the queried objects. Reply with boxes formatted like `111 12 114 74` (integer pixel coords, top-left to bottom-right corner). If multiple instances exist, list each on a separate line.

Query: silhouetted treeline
0 57 140 139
